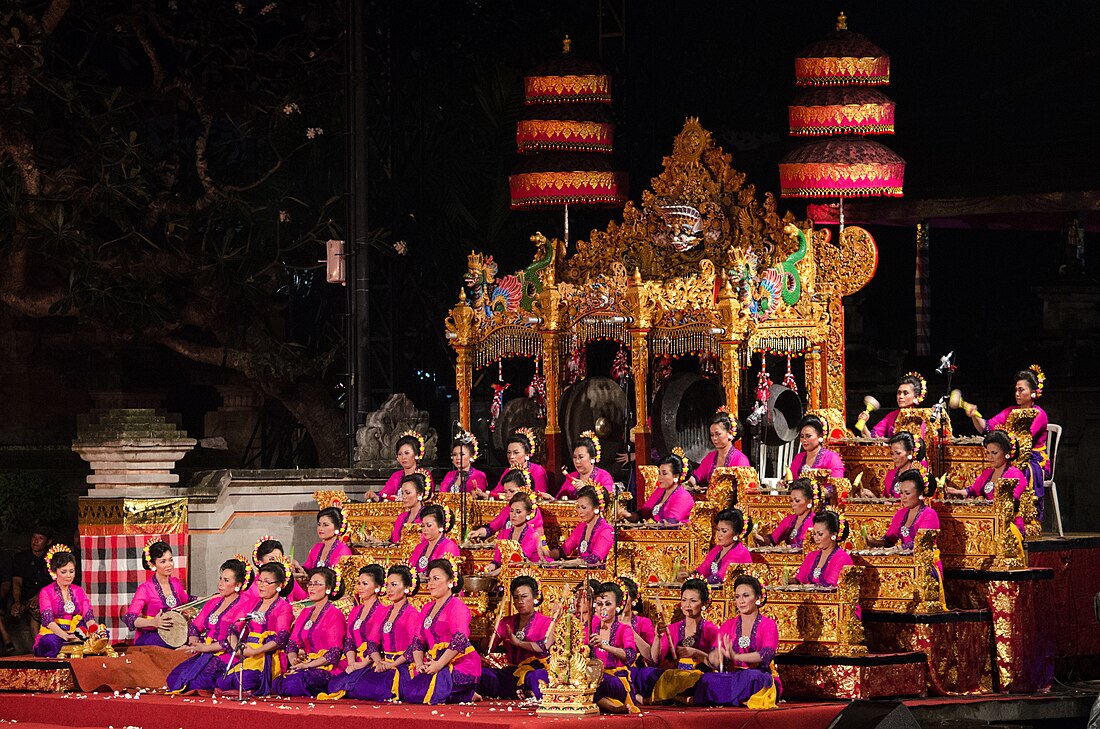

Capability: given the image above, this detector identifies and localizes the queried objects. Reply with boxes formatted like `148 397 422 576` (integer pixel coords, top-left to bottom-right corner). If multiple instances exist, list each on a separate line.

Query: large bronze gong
558 376 627 472
651 372 726 464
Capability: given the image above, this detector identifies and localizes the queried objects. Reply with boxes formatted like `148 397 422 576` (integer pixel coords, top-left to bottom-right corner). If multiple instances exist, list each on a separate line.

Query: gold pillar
539 283 564 471
719 339 741 410
820 285 847 419
805 346 823 411
455 345 473 429
629 328 651 461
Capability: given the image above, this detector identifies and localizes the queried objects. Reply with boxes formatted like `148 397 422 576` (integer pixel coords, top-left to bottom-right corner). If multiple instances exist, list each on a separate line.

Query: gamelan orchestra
25 119 1061 712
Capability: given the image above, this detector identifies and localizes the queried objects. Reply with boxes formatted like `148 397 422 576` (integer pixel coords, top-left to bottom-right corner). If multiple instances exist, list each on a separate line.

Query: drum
157 610 189 648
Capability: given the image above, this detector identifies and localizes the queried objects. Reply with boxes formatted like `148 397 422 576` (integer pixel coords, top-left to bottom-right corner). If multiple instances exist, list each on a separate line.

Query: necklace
424 597 448 630
158 579 178 608
305 603 323 630
383 603 403 634
418 538 441 570
60 586 75 614
579 519 597 553
514 613 535 641
900 506 922 539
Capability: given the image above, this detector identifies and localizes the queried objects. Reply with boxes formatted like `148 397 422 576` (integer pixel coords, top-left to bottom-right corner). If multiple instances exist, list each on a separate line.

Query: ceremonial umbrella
509 36 628 244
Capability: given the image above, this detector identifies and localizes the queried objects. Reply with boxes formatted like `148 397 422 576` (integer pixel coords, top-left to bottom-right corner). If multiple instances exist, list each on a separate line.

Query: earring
325 589 331 595
375 587 381 594
755 599 762 606
404 587 411 595
448 582 455 589
234 586 241 592
907 455 913 461
831 534 837 541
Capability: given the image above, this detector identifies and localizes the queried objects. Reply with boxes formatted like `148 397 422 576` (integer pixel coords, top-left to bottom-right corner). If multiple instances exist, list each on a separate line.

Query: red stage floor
2 690 1094 729
0 692 846 729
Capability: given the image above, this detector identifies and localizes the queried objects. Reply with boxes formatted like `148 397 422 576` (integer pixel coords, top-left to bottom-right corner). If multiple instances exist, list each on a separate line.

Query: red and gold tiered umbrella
780 13 904 230
509 36 628 243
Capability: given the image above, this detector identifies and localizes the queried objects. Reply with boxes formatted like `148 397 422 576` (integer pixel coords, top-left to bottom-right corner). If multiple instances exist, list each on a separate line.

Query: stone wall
184 469 383 591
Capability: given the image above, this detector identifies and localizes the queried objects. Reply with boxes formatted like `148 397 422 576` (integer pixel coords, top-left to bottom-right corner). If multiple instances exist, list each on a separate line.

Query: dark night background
0 0 1097 541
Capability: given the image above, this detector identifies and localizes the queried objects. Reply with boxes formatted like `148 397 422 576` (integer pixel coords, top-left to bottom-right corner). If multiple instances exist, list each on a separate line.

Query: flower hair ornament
233 553 256 591
252 535 277 567
438 502 456 534
416 468 436 501
904 371 927 405
514 427 540 461
454 430 479 461
1029 364 1045 399
825 507 850 542
328 499 352 541
406 571 422 596
738 514 754 542
438 552 463 589
142 538 162 572
579 430 602 462
400 429 426 460
327 568 343 597
273 555 294 592
591 484 611 515
671 446 688 483
756 583 768 608
45 543 71 580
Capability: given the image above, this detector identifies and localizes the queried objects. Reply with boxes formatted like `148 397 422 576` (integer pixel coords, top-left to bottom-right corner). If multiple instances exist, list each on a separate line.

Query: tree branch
41 0 71 36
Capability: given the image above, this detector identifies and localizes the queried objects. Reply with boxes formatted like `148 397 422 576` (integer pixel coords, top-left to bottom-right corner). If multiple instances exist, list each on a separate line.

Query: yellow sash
225 630 284 678
601 666 640 714
417 641 475 704
38 615 81 637
513 654 543 685
651 659 704 702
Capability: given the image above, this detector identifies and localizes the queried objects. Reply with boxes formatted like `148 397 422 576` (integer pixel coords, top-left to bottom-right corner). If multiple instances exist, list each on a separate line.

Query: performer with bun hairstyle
166 557 250 693
124 540 193 648
320 564 385 696
558 431 614 499
292 503 353 586
33 545 106 658
245 537 305 601
632 578 719 704
696 576 780 708
478 575 556 699
628 450 694 524
877 432 927 499
690 410 750 488
788 415 845 480
400 556 481 704
487 429 550 498
323 565 420 701
468 469 544 540
216 559 295 695
377 430 427 500
548 486 614 566
272 567 348 697
409 504 462 579
692 509 752 584
381 471 430 544
793 511 854 588
440 437 489 494
756 479 816 548
485 492 550 573
965 365 1050 516
856 372 927 438
945 430 1029 532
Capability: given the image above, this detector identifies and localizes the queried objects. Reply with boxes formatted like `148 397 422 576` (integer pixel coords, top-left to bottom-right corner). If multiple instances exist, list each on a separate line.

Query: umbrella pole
839 196 846 235
564 203 570 248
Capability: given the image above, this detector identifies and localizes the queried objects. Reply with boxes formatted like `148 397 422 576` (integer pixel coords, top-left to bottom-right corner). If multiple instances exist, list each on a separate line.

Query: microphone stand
224 616 252 702
934 352 956 482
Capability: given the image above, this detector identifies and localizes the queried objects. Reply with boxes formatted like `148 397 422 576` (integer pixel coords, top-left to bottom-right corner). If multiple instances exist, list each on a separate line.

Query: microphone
746 402 767 426
936 351 955 374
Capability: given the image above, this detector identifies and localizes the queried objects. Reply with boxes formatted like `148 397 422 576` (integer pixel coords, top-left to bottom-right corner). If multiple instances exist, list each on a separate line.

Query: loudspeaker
828 701 921 729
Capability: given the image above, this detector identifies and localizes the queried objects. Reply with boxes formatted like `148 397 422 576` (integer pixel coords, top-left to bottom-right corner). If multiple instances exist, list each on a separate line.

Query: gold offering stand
537 587 603 716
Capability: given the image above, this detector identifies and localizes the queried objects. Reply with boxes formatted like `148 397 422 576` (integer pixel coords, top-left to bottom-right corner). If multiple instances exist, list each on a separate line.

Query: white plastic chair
1046 423 1064 537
